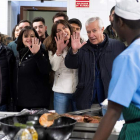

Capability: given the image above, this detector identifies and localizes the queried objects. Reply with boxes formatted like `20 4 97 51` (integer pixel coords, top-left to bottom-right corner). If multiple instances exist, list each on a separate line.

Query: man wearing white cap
93 0 140 140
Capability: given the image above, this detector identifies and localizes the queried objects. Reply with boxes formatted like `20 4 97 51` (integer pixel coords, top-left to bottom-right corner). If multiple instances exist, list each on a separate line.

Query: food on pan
63 114 101 123
63 114 85 122
39 113 59 127
39 112 102 127
83 115 101 123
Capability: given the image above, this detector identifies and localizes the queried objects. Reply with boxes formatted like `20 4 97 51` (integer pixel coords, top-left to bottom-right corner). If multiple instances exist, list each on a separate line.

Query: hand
71 32 86 53
55 32 69 54
27 37 41 54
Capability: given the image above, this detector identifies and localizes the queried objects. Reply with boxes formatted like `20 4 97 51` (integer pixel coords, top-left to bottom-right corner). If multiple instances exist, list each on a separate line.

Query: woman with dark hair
12 24 20 40
46 20 78 114
13 26 51 111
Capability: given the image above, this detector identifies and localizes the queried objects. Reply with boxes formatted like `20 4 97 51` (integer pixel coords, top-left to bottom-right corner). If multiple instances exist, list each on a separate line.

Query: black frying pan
0 114 77 140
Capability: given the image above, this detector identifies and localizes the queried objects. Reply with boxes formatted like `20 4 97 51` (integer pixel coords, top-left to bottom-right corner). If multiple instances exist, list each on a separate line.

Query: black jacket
0 44 15 106
65 35 126 110
13 46 52 109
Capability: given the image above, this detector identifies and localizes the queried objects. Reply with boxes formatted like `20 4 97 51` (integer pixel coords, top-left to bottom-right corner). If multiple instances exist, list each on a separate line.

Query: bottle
14 123 32 140
26 121 38 140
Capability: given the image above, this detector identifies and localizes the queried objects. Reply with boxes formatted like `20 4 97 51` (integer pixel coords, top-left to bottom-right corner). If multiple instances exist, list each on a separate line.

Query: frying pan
0 114 77 140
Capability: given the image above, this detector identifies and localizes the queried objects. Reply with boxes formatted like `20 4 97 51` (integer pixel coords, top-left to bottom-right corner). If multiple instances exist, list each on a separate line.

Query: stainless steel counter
0 112 18 119
0 111 119 140
69 122 119 140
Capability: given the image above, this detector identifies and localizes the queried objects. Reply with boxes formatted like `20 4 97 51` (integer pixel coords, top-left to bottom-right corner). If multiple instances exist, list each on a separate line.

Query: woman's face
15 26 20 39
22 30 35 47
56 23 71 41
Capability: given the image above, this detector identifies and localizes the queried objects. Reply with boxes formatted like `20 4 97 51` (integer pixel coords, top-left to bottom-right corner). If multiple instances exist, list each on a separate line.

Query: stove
0 110 119 140
69 122 119 140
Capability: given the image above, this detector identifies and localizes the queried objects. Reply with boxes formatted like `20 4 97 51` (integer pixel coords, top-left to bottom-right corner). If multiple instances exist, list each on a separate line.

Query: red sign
76 2 89 8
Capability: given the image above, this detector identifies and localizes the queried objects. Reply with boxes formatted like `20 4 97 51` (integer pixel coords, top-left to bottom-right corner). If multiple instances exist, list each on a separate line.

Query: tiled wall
67 0 116 40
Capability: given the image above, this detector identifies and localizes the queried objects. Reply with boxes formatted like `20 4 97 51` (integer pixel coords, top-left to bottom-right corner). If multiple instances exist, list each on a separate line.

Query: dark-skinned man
93 0 140 140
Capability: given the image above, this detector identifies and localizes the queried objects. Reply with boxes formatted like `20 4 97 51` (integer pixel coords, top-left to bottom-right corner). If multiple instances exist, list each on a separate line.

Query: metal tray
68 107 102 116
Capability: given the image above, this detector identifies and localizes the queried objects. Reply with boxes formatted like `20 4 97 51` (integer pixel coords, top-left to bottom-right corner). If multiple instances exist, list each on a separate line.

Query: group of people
1 0 140 139
0 8 126 114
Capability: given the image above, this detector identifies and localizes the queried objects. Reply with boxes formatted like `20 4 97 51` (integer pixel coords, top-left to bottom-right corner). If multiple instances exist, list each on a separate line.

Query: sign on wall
75 0 90 8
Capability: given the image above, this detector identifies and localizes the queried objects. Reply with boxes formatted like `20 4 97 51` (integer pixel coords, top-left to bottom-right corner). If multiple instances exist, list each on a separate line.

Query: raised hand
55 32 69 55
71 32 86 53
27 37 41 54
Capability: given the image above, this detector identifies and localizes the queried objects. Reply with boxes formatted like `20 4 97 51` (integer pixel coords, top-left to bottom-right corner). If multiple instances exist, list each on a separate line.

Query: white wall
8 1 20 36
5 0 116 38
7 1 67 36
0 0 8 35
18 1 67 7
67 0 116 40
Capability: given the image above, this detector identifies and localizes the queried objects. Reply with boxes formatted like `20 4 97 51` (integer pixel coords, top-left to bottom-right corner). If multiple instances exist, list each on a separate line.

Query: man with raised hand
65 17 125 110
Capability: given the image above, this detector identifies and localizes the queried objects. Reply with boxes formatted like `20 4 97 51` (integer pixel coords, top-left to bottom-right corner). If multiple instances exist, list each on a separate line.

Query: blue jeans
54 92 77 114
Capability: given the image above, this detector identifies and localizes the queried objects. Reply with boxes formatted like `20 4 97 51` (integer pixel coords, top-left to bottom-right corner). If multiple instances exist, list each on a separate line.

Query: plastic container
26 121 38 140
14 124 32 140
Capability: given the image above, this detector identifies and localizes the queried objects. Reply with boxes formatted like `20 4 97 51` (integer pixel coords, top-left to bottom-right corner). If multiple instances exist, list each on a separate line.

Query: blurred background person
8 20 32 57
12 26 51 111
104 6 127 46
32 17 49 43
53 12 69 23
68 18 82 33
104 6 117 39
46 20 77 114
0 33 12 46
68 18 85 43
12 24 20 41
0 32 15 111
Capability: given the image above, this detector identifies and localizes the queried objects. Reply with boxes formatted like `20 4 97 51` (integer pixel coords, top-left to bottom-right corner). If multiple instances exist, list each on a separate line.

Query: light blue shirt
108 38 140 109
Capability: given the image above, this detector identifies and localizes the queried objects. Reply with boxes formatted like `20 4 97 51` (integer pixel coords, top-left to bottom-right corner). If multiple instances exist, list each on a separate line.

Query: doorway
20 6 67 35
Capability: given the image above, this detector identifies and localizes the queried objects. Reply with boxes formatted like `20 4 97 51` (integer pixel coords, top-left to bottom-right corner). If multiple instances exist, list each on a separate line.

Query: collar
82 33 112 52
87 34 107 50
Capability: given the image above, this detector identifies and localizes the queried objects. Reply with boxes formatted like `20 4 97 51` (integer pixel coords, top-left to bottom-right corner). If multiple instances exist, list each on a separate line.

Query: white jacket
48 48 78 93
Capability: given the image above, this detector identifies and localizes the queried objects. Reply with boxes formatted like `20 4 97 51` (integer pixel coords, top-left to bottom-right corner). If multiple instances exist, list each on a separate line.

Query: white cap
115 0 140 20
